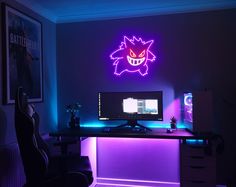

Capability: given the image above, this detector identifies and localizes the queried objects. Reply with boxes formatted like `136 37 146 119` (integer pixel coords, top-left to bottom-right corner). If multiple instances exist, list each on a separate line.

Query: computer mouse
103 127 110 132
166 128 173 133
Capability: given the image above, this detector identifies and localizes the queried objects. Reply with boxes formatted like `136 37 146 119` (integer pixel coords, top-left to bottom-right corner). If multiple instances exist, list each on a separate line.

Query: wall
57 9 236 185
0 0 57 186
0 0 57 145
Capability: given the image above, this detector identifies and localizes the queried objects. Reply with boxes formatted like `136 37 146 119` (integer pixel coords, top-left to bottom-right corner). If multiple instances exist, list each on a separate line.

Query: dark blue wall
0 0 57 146
56 9 236 184
57 9 236 126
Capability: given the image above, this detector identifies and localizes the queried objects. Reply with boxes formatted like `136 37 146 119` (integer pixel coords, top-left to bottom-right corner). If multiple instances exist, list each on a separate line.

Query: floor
95 184 227 187
95 185 149 187
95 184 179 187
95 185 124 187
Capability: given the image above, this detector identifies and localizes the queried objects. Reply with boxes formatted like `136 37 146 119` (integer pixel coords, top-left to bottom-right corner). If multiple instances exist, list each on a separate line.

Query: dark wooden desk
49 127 195 159
49 127 195 139
49 127 216 186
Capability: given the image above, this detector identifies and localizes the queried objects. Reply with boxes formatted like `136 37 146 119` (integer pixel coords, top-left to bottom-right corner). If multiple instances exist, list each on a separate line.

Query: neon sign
110 36 156 76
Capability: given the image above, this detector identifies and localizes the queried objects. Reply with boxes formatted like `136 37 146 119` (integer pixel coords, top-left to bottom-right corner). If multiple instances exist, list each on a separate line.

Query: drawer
181 180 216 187
181 166 216 181
181 155 216 167
181 144 207 157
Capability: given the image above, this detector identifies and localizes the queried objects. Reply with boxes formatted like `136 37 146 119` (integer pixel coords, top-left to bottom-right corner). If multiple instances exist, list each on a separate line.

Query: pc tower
184 91 213 134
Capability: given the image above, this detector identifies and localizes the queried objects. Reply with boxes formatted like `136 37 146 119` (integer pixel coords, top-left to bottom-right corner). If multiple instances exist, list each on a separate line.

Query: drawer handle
190 156 204 159
190 180 206 184
190 166 206 169
190 146 204 149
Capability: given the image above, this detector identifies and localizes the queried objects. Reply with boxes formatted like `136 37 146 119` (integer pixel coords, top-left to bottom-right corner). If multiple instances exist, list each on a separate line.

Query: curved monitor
98 91 163 123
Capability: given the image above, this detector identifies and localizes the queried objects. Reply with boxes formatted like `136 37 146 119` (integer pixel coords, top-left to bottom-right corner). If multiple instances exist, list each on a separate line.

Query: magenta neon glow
97 177 180 185
110 36 156 76
97 177 180 187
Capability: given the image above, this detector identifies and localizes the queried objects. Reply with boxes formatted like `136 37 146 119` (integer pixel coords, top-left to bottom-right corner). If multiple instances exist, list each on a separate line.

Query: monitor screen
98 91 163 122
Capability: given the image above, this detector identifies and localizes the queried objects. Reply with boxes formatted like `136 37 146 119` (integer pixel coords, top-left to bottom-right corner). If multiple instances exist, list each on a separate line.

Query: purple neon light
110 36 156 76
97 177 180 185
97 138 180 182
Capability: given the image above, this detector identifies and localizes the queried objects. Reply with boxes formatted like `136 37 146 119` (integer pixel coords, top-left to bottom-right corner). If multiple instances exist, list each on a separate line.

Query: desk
49 127 194 139
49 128 214 187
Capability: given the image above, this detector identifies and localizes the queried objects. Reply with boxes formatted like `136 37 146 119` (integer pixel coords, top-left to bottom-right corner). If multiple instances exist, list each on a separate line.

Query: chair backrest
33 111 51 157
15 87 48 185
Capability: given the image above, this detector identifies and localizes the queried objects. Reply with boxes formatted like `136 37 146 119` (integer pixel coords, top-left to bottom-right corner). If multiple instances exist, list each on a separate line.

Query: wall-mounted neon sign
110 36 156 76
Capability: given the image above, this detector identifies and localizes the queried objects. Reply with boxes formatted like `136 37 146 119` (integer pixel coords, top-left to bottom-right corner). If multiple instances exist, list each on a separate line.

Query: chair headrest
16 87 27 111
15 87 35 117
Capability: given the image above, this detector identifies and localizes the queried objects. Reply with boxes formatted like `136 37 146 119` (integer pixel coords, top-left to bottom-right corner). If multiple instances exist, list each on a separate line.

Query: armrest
53 139 77 155
49 155 93 185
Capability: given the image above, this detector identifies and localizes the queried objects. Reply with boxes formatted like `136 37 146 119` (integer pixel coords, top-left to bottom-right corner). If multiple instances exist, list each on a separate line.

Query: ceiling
14 0 236 23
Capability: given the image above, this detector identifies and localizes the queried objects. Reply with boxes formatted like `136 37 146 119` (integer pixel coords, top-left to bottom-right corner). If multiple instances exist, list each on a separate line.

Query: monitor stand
116 120 152 132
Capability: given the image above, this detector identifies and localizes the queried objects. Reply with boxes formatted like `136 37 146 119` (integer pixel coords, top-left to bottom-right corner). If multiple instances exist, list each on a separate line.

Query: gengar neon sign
110 36 156 76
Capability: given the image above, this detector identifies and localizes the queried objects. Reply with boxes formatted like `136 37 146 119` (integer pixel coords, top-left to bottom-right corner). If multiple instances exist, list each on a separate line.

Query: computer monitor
98 91 163 130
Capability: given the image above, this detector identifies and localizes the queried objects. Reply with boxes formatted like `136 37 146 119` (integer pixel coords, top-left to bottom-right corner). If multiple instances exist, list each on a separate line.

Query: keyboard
103 127 149 134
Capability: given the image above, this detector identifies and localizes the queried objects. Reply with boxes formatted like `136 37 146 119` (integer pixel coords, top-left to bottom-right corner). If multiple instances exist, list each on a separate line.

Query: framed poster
2 4 43 104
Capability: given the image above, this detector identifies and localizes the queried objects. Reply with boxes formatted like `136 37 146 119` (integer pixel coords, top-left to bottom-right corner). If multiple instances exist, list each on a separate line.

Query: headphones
204 134 224 155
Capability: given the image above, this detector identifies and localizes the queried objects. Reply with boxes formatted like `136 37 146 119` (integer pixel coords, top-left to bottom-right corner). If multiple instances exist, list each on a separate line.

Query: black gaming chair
15 87 93 187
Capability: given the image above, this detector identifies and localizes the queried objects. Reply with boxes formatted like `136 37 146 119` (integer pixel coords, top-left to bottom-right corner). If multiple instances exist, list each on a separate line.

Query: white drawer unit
180 139 216 187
